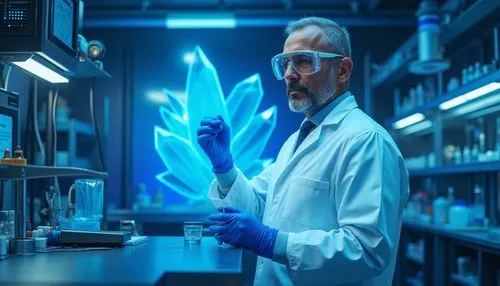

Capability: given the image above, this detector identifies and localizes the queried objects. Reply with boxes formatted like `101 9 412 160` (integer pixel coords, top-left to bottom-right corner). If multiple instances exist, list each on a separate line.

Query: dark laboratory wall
72 25 414 208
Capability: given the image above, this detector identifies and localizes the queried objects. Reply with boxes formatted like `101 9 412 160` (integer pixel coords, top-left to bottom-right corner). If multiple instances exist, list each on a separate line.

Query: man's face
283 25 339 115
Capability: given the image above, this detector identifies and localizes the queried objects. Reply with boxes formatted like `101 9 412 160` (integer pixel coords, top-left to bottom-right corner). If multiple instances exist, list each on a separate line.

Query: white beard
288 71 337 115
288 85 335 114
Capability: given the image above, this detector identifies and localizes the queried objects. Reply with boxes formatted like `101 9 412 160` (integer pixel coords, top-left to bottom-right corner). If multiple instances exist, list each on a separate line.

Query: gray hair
285 17 351 58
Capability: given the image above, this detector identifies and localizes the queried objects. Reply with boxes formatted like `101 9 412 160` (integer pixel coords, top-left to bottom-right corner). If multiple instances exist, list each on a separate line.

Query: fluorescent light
439 95 467 110
392 113 425 129
400 120 433 135
166 13 236 29
13 58 69 83
439 82 500 110
464 82 500 100
445 92 500 119
183 52 195 64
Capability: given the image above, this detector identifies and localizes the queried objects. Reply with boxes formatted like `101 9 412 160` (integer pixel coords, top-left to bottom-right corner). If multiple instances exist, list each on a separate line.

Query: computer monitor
0 0 81 75
0 88 19 154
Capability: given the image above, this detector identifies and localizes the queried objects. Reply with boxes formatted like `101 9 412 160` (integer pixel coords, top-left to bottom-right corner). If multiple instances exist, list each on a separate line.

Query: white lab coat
208 95 409 286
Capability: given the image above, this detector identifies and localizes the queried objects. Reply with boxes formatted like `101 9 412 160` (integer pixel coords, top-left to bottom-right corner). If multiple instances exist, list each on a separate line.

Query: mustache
287 83 309 95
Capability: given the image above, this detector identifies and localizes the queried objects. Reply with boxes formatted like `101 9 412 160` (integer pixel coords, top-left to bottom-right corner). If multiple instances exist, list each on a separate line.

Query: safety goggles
271 50 343 80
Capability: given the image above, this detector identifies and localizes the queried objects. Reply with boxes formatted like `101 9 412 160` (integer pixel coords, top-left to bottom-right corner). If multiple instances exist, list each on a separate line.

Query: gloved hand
197 115 233 173
208 207 278 259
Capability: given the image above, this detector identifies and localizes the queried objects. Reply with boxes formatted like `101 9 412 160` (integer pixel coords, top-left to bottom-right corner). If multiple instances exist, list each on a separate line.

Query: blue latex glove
208 207 278 259
197 115 234 174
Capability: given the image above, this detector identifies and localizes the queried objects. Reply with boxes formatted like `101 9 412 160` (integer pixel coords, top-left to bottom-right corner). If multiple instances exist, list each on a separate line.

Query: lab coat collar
309 91 353 126
275 93 359 183
304 92 358 128
295 93 357 153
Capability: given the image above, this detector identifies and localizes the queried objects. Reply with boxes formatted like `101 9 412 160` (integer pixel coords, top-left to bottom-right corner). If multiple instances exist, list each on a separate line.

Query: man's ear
338 57 353 84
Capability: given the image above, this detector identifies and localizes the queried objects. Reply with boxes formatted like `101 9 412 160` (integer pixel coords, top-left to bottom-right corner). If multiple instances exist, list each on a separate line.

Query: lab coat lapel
275 96 359 183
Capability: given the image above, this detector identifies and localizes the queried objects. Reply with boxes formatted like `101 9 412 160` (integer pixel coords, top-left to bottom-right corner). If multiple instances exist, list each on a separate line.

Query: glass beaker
72 179 104 231
184 221 202 244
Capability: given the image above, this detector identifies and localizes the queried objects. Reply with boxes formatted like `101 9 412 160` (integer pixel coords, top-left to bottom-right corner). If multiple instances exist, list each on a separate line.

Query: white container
35 237 47 251
449 202 470 227
433 197 449 224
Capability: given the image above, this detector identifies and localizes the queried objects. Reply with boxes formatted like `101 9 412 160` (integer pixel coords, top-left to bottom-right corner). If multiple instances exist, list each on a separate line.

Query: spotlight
88 40 106 60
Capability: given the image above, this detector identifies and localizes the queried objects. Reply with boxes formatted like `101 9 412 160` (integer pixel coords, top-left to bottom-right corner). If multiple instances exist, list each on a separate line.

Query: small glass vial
183 221 202 244
1 149 12 164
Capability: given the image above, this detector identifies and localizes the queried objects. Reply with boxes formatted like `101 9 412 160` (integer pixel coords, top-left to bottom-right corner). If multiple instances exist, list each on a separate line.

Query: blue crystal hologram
156 171 208 200
226 74 263 134
232 106 277 174
154 126 212 192
155 47 278 200
186 46 230 166
159 106 188 139
162 89 186 117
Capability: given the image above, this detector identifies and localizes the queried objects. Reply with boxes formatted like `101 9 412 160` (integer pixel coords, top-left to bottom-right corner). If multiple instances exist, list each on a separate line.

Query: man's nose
284 64 300 82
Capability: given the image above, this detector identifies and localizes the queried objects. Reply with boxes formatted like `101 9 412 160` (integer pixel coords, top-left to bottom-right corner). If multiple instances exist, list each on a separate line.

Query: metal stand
13 172 34 254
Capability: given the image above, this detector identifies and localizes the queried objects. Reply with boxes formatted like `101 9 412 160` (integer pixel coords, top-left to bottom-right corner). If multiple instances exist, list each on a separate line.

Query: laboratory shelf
385 68 500 129
450 274 479 286
403 219 500 253
0 163 107 180
38 118 94 136
71 58 111 79
408 161 500 177
371 0 500 89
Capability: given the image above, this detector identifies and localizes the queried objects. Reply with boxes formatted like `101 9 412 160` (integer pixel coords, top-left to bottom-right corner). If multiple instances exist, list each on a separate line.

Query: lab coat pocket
283 177 330 228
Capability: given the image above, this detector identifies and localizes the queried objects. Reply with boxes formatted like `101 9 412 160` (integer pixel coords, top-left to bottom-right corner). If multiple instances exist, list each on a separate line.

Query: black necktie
294 121 316 153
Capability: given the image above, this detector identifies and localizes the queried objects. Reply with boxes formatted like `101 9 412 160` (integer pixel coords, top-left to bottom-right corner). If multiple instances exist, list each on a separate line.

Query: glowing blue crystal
226 74 263 134
162 89 186 118
154 127 212 192
232 107 277 173
154 46 278 200
159 106 188 139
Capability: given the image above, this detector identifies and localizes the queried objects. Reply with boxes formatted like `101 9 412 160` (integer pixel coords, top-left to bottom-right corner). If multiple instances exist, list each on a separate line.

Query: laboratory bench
0 236 243 286
106 207 214 236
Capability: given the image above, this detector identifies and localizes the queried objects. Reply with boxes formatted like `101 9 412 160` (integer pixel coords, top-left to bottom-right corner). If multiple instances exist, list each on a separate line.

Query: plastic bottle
433 197 449 224
470 185 485 226
447 187 455 206
462 68 468 85
463 146 471 164
471 144 479 162
474 62 481 79
449 200 470 227
454 148 462 165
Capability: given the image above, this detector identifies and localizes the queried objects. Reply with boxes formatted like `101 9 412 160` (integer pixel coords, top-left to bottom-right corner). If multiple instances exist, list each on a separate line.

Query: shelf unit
408 161 500 177
370 1 500 285
371 0 500 89
71 59 111 79
385 69 500 130
37 119 95 169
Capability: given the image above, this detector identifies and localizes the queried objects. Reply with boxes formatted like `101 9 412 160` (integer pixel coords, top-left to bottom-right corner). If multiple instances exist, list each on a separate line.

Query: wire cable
89 79 107 172
33 80 45 160
4 65 11 91
52 89 61 210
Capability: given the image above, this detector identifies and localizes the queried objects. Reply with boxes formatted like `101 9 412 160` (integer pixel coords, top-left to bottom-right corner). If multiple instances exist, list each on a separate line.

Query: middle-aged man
196 17 410 285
